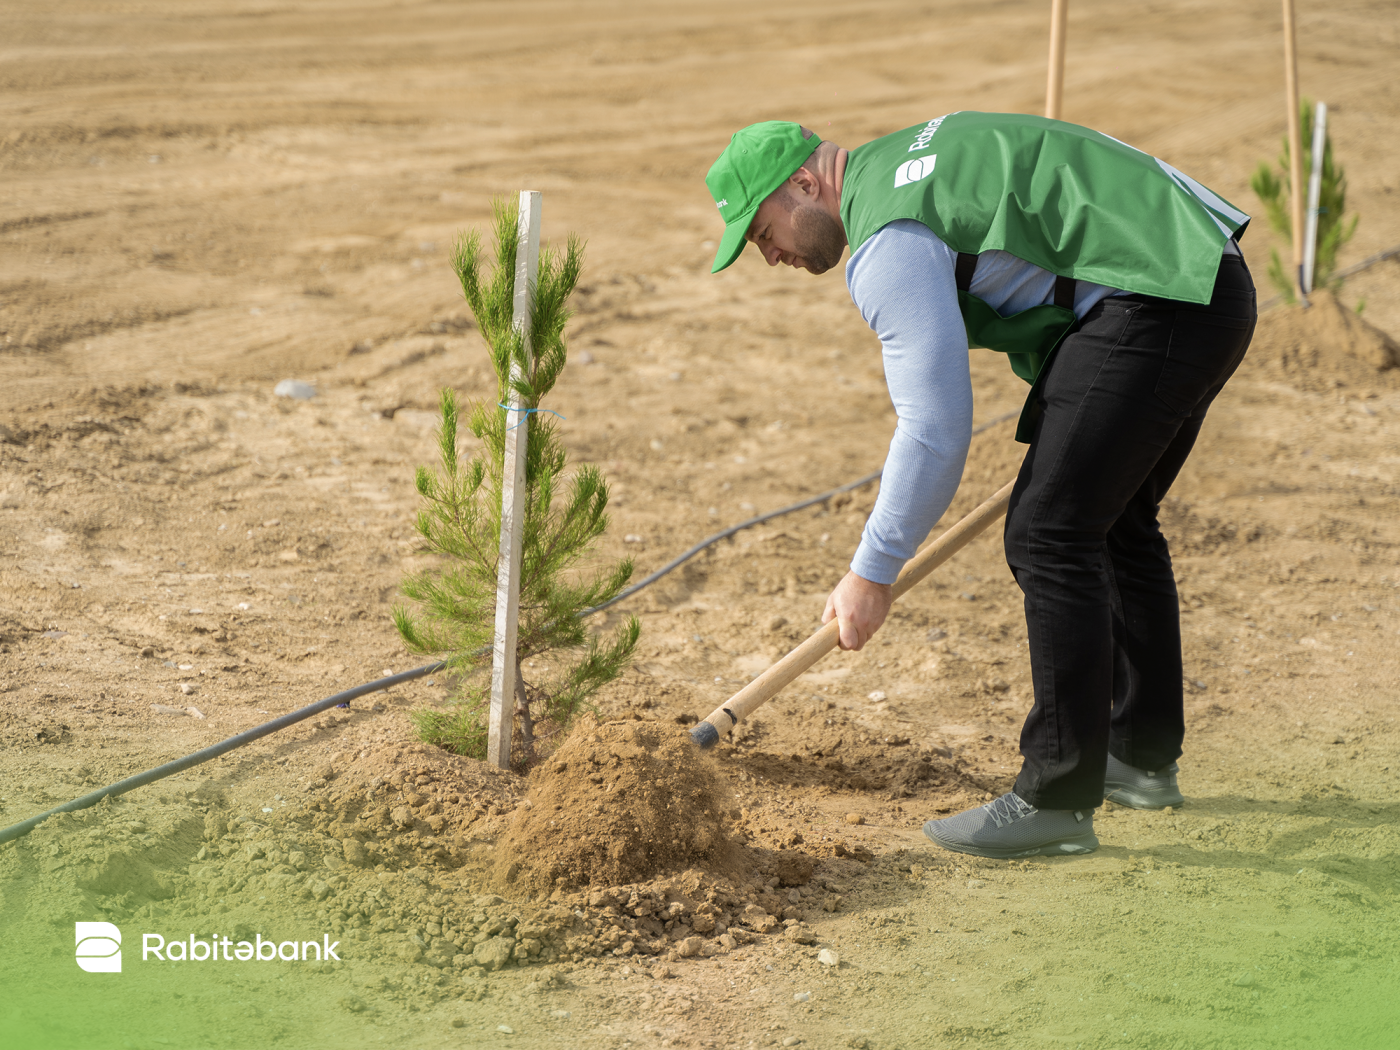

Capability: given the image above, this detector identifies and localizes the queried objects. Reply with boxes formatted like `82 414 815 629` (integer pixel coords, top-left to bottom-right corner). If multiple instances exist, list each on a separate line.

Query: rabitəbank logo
75 922 340 973
76 922 122 973
894 155 937 188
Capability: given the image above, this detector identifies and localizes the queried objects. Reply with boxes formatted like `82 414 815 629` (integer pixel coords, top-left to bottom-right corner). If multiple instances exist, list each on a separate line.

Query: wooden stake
1282 0 1306 300
1045 0 1068 120
487 189 541 769
691 480 1016 749
1301 101 1327 296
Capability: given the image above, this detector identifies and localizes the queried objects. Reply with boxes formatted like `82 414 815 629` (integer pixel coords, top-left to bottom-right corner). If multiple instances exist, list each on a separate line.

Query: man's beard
791 203 846 274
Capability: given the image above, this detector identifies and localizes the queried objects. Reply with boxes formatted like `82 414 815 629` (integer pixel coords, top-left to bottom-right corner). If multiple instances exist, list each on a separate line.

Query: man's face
745 184 846 275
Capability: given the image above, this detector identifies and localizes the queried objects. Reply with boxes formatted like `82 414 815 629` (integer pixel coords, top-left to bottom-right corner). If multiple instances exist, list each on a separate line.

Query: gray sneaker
1104 753 1184 810
922 792 1099 859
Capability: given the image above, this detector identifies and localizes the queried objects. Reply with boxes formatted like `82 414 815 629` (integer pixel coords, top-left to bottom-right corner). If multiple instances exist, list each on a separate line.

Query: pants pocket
1154 310 1252 415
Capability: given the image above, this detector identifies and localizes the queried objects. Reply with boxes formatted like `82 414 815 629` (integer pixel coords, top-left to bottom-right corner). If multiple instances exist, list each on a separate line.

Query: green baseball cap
705 121 821 273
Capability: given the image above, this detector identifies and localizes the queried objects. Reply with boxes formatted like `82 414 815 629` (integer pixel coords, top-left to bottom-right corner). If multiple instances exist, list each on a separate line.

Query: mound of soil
494 717 742 893
1254 290 1399 391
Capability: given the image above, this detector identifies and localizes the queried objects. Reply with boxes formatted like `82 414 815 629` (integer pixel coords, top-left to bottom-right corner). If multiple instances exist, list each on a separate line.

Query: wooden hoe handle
690 480 1016 749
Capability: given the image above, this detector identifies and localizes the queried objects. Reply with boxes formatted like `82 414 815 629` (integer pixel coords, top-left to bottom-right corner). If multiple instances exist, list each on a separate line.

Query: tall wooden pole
1281 0 1306 299
1045 0 1068 120
487 189 541 769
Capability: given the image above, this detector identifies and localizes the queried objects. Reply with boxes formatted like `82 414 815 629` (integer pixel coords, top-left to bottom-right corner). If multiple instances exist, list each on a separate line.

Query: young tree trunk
514 664 535 764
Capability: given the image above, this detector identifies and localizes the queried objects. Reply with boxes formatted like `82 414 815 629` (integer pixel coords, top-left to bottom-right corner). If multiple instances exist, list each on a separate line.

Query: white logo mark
716 199 728 209
893 155 937 188
76 922 122 973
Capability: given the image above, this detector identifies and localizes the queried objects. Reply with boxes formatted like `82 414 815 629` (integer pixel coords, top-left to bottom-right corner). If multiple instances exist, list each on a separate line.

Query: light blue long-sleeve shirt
845 219 1127 584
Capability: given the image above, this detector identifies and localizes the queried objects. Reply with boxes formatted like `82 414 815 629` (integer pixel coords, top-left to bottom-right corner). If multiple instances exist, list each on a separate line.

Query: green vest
840 111 1250 440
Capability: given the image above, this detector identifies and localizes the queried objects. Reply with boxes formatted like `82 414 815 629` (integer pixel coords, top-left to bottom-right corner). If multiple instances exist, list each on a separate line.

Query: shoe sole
921 822 1099 860
1104 785 1185 810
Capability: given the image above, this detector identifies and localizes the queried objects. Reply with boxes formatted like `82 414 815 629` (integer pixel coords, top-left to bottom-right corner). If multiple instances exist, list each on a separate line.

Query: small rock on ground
274 379 316 399
784 925 816 945
474 936 516 972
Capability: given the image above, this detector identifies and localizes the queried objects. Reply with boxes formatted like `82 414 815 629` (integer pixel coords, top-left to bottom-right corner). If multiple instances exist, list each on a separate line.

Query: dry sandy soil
2 2 1400 1049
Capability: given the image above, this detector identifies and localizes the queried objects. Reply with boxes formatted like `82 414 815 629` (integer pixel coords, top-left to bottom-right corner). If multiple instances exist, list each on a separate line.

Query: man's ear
788 165 821 201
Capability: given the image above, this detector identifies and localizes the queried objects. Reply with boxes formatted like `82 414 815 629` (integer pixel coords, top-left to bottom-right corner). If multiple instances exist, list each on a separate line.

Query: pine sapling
395 198 640 767
1251 98 1359 302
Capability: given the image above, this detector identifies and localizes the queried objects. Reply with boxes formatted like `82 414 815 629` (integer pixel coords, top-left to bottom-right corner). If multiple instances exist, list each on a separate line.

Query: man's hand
822 570 893 651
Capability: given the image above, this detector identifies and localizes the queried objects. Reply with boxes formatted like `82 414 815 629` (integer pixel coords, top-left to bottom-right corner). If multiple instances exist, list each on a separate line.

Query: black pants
1006 254 1256 810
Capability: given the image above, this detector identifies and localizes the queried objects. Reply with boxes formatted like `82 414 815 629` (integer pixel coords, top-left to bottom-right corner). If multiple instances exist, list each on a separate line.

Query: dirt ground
2 2 1399 1048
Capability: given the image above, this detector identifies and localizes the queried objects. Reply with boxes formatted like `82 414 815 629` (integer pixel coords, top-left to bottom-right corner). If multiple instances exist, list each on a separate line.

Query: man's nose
762 243 783 267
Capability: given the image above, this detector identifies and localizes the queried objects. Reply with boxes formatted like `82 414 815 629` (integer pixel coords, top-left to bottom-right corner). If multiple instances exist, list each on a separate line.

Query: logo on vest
893 155 937 188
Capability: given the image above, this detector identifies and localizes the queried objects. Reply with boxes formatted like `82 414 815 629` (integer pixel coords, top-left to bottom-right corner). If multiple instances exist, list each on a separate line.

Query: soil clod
494 716 739 892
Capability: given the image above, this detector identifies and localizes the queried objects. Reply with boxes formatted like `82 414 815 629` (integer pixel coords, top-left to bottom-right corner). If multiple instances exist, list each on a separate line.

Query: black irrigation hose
1256 239 1400 313
581 409 1020 616
580 476 883 617
1334 241 1400 281
0 409 1020 845
0 666 443 845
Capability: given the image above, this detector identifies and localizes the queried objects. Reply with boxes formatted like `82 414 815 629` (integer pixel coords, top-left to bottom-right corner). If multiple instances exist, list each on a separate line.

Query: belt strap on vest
954 251 978 292
1053 273 1076 309
956 251 1077 309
